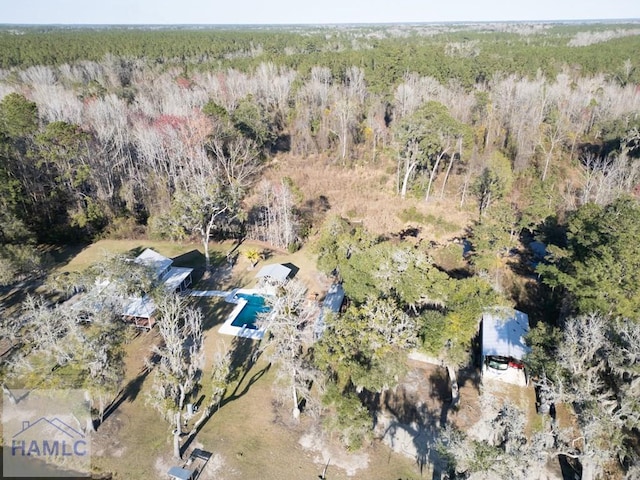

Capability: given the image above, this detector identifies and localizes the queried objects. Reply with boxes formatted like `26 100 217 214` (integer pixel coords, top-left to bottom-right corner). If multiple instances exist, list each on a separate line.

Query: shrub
101 217 146 240
398 206 427 224
287 241 301 253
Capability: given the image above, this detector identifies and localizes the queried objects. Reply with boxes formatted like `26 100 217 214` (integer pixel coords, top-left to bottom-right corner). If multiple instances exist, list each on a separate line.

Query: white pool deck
190 288 270 340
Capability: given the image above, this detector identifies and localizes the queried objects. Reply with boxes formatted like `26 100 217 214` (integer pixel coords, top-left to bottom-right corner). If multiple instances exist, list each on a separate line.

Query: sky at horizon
1 0 640 25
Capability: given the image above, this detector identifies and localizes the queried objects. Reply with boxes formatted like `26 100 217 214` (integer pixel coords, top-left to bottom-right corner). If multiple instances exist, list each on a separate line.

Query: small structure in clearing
167 466 195 480
167 448 212 480
481 307 530 387
255 263 291 283
254 263 291 294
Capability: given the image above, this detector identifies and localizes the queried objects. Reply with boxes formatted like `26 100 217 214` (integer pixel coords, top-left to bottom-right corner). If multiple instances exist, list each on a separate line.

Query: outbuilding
481 307 530 386
167 466 195 480
255 263 291 284
314 283 345 339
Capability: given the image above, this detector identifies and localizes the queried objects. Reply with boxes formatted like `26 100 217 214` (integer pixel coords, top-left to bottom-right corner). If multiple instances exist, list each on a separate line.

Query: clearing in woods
63 240 423 479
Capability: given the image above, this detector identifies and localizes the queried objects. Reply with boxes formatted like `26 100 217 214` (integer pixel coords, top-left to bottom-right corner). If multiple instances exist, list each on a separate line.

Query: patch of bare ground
262 154 474 241
374 359 482 476
447 367 483 431
375 360 561 478
299 426 370 477
463 377 539 448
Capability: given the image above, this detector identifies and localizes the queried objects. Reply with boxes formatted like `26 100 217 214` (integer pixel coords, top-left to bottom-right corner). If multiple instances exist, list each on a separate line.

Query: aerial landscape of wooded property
1 13 640 480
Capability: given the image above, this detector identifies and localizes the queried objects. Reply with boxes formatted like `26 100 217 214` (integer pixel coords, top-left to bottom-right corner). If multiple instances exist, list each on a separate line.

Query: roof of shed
167 466 194 480
255 264 291 282
481 307 530 361
323 283 345 313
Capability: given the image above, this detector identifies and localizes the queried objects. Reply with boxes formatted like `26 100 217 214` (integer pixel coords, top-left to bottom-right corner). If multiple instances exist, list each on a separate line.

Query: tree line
1 24 640 88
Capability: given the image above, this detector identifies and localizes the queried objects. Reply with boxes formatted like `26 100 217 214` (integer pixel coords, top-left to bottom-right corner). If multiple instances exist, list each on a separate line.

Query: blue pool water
230 293 270 329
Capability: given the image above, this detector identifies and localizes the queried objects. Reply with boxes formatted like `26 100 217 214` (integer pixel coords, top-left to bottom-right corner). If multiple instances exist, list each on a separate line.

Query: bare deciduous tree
248 180 298 250
257 279 319 419
147 294 204 459
537 107 568 182
9 296 125 433
578 152 640 206
439 399 552 480
329 67 367 163
183 347 232 447
550 314 640 480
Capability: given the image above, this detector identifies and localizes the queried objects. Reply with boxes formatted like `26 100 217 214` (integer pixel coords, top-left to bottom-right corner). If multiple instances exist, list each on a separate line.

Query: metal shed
255 264 291 283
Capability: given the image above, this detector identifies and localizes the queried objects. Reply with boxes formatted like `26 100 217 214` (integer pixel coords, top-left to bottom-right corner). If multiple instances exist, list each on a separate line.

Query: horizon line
1 18 640 27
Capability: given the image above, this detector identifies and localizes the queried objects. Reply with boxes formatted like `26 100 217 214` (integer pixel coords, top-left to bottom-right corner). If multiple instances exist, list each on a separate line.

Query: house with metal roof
135 248 173 279
71 248 193 330
122 249 193 329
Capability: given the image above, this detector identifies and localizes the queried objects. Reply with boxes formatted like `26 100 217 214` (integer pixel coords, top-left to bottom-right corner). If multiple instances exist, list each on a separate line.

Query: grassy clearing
91 305 420 479
55 239 221 273
263 154 473 240
43 240 420 479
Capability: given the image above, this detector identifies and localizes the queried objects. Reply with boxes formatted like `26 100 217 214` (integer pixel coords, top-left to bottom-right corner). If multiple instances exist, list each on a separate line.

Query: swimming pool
230 293 270 329
218 289 272 339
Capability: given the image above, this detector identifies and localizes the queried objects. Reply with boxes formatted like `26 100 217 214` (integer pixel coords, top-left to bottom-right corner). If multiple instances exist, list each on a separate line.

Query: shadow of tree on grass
179 336 270 456
194 297 235 332
97 363 154 431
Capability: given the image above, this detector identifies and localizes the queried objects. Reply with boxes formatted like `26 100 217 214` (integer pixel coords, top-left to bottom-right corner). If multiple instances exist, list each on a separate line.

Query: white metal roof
481 307 530 361
314 283 345 339
68 280 120 314
255 264 291 282
71 249 192 323
167 466 194 480
122 295 156 319
135 248 173 279
163 267 193 291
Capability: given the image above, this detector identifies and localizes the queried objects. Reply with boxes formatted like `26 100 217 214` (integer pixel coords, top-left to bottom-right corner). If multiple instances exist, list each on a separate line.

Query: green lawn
56 239 229 273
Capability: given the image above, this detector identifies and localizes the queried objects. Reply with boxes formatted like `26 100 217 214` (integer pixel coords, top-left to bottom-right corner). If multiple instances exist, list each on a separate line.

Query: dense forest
1 22 640 479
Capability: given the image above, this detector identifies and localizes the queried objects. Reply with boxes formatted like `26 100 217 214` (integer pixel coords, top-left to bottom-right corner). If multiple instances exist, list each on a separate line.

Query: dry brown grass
262 153 475 241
